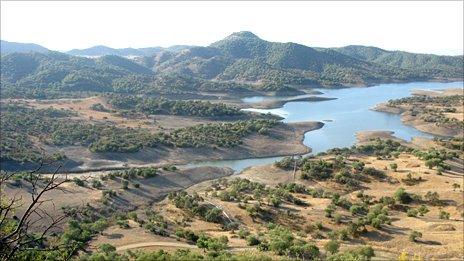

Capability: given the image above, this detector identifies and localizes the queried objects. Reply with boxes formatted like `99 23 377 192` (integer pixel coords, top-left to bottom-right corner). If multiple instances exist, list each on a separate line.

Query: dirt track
116 242 196 251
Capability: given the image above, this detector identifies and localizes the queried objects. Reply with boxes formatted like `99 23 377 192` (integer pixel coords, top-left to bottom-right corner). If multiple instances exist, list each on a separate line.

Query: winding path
116 242 196 251
116 241 254 252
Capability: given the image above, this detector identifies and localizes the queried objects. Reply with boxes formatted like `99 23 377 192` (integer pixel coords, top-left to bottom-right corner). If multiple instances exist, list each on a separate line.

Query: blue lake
187 81 463 172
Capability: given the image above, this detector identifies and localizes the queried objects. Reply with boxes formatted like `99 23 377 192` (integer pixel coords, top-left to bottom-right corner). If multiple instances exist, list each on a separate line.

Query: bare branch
1 162 70 260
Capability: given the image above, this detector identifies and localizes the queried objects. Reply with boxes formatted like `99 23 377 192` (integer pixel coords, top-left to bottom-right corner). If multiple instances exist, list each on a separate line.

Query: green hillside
333 45 463 78
1 32 462 99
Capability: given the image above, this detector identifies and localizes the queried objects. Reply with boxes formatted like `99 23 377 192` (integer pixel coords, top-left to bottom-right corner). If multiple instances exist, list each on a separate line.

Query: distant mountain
1 40 49 54
66 45 194 57
1 32 462 99
333 45 464 78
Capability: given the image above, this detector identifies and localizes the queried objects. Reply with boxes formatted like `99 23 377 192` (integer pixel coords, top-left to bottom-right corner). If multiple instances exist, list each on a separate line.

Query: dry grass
96 135 464 259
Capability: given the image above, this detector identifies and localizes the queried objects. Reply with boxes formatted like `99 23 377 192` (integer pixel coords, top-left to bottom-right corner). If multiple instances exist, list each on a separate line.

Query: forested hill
144 31 462 85
1 32 462 98
332 45 463 78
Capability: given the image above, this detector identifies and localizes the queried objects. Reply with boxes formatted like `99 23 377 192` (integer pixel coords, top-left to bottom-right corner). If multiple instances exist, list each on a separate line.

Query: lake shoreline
5 121 323 174
373 93 462 138
244 96 337 109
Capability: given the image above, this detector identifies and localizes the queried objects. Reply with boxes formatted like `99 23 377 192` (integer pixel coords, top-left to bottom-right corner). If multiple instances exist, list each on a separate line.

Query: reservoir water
187 81 463 172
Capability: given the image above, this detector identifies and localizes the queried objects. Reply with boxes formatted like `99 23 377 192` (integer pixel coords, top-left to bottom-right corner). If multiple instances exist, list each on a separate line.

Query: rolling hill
333 45 464 78
138 32 463 86
1 32 462 98
66 45 193 57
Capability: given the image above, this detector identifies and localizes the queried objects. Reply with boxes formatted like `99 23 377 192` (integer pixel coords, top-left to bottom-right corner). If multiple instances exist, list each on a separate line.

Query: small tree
325 204 336 218
389 163 398 172
439 210 450 220
92 179 103 189
417 205 429 216
352 161 365 172
268 226 294 255
409 230 422 242
324 240 340 255
425 158 441 169
425 191 440 205
117 219 129 229
407 208 418 217
270 196 282 207
238 228 250 239
246 235 260 246
204 208 222 223
73 177 85 186
394 188 412 204
98 243 116 254
122 180 129 189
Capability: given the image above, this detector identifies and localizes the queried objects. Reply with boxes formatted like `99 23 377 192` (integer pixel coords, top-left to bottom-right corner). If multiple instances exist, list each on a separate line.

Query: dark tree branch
1 162 69 260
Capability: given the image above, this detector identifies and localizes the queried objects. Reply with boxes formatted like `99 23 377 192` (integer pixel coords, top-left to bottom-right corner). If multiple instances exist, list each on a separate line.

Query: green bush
324 240 340 255
73 178 85 187
246 235 260 246
327 246 375 261
122 180 129 189
394 188 412 204
268 226 294 255
238 228 250 239
407 208 419 217
439 210 450 219
409 230 422 242
116 220 129 229
98 243 116 254
196 234 228 252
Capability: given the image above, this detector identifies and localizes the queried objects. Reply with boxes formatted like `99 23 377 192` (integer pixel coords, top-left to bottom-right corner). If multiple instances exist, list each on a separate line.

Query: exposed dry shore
245 96 336 109
4 121 323 173
355 130 406 145
65 121 322 172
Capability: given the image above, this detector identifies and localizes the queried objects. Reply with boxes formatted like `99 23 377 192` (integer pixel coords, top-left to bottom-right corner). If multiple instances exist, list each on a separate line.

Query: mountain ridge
1 31 462 99
66 45 194 57
0 40 49 54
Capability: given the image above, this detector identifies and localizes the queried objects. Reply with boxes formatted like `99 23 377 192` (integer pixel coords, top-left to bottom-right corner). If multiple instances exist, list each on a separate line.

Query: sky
1 1 463 55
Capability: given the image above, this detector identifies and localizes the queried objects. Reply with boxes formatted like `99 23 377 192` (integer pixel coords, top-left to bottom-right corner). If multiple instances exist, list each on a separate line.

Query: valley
1 32 463 261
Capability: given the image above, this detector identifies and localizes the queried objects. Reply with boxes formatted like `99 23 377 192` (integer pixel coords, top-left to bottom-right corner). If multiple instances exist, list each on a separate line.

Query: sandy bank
247 96 336 109
4 121 323 173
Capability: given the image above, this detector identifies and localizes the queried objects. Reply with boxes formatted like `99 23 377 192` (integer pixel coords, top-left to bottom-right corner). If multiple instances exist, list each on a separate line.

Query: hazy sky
1 1 463 55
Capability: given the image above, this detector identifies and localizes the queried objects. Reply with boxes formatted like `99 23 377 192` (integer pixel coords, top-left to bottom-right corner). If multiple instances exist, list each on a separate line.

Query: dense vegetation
0 104 74 162
107 95 243 117
0 51 294 99
0 104 277 164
